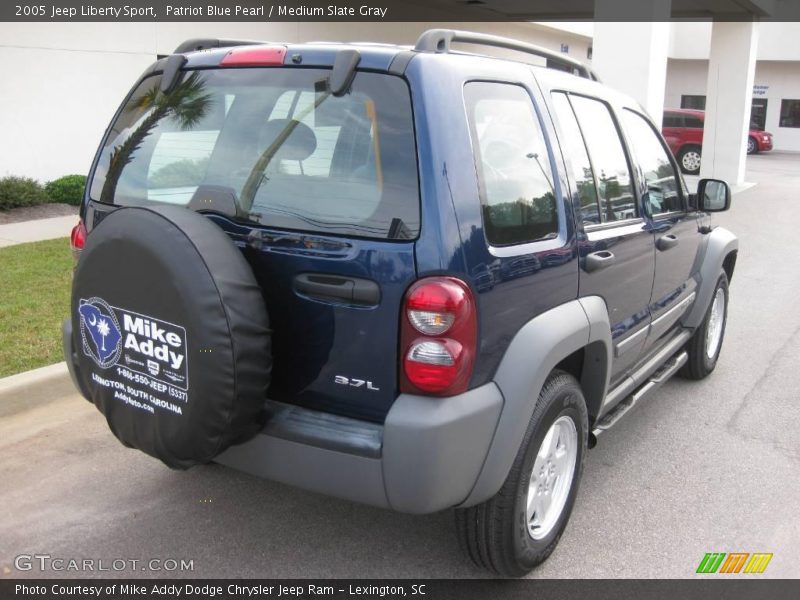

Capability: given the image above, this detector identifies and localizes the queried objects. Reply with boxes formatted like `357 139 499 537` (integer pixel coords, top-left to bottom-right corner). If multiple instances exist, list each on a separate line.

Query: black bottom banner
3 579 800 600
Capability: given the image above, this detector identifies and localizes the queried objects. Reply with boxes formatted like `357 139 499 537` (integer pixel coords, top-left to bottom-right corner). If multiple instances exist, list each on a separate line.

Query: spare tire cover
71 205 271 469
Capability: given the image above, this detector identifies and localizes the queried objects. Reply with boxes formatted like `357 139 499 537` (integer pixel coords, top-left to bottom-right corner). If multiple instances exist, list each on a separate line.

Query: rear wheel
455 371 587 577
747 136 758 155
678 145 702 175
681 272 729 380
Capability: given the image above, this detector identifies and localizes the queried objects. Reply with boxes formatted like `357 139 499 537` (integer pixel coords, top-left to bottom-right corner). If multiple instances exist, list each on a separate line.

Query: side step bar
592 350 688 439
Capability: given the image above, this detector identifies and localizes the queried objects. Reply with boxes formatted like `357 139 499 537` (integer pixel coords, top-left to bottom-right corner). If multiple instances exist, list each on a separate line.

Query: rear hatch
86 58 420 422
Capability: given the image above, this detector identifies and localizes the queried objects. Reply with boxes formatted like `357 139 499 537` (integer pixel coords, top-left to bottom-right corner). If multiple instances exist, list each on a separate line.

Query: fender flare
460 296 612 506
683 227 738 328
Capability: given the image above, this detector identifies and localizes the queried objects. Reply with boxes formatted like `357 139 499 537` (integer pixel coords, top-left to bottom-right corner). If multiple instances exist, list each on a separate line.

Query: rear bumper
63 317 504 514
216 384 504 514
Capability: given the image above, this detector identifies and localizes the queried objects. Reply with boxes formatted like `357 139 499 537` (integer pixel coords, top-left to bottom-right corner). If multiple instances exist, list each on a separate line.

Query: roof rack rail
414 29 599 81
173 38 265 54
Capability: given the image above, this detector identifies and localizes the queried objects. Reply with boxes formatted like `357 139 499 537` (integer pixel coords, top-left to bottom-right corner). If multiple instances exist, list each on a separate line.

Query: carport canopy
418 0 785 184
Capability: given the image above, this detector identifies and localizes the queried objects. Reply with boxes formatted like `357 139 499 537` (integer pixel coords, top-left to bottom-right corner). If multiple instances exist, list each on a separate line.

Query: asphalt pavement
1 153 798 579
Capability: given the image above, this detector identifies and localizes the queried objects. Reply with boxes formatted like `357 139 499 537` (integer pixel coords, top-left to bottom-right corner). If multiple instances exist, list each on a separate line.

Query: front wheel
455 371 587 577
747 136 758 155
681 272 729 380
678 146 702 175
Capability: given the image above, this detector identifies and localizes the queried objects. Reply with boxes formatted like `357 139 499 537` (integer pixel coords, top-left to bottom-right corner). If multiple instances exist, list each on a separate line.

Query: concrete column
592 0 671 125
699 21 760 185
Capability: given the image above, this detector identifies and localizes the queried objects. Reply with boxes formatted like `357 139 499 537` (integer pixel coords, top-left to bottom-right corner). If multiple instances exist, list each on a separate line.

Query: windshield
89 68 420 240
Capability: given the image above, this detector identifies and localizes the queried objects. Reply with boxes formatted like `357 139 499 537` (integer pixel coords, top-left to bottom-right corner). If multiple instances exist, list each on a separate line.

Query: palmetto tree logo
78 298 122 368
97 318 111 351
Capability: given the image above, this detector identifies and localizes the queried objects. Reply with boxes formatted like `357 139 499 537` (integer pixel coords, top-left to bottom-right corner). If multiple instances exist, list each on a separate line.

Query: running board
592 351 688 439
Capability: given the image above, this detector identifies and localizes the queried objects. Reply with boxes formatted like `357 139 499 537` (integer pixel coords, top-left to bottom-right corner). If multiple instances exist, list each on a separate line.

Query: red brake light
220 46 287 67
70 220 86 264
400 277 477 396
70 220 86 249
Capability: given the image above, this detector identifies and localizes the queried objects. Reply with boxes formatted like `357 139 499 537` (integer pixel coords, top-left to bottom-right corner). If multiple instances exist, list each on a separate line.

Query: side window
551 93 600 225
685 116 704 129
662 113 682 128
621 110 683 216
465 82 558 246
569 95 637 223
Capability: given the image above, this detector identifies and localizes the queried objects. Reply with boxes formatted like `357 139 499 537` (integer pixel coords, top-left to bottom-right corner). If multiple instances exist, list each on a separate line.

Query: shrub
149 157 209 188
0 176 49 210
45 174 87 206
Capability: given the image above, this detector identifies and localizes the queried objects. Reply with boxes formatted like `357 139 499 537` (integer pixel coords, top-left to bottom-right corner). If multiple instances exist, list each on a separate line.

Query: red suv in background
662 108 773 174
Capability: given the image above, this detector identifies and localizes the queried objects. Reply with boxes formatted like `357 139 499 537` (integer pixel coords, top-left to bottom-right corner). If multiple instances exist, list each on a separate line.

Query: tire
455 371 588 577
71 205 271 469
747 136 758 155
680 272 729 380
678 145 702 175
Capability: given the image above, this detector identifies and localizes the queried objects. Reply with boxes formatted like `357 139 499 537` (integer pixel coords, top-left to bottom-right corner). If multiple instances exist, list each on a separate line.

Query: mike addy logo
77 298 189 390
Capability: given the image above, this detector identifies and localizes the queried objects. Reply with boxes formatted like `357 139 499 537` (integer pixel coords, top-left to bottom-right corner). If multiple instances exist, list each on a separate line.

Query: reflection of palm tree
97 319 110 352
240 86 331 212
100 72 212 203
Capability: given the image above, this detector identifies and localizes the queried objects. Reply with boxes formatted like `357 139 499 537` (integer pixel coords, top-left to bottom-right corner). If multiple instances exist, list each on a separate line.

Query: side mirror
697 179 731 212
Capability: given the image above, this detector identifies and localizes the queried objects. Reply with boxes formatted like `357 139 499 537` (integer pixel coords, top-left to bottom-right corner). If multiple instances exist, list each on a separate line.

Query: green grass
0 238 72 377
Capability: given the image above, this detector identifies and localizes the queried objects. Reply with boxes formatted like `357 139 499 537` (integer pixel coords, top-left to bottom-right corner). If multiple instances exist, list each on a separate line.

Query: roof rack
173 38 265 54
414 29 599 81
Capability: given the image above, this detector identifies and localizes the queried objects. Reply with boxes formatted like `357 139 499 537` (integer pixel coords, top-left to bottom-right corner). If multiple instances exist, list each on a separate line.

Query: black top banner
3 0 800 22
4 579 800 600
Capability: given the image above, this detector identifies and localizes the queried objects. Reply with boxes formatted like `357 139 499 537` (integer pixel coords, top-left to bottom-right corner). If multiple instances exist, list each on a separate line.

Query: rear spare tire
71 205 271 469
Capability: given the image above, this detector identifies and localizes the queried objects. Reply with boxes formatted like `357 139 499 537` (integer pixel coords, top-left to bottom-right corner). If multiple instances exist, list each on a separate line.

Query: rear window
89 68 420 240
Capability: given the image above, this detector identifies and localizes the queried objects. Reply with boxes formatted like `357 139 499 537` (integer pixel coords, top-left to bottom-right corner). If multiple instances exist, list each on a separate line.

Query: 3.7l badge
334 375 380 391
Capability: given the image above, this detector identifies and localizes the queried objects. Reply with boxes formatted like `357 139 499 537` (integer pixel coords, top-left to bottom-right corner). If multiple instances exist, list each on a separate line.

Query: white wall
750 61 800 151
664 59 709 109
670 22 800 61
666 58 800 151
592 21 670 121
0 24 156 182
0 21 590 182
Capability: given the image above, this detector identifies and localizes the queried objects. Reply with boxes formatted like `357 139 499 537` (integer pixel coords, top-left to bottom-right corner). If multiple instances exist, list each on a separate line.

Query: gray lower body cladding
216 384 504 514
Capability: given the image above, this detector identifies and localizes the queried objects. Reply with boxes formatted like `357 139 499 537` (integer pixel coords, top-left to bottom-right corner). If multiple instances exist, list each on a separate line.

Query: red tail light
400 277 477 396
70 219 86 264
220 46 287 67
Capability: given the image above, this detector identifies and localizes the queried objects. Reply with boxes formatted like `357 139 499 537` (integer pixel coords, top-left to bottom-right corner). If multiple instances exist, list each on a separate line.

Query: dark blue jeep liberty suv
64 30 738 576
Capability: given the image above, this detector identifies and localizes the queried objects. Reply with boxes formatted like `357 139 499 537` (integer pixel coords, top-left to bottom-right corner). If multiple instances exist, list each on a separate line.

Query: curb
0 362 78 418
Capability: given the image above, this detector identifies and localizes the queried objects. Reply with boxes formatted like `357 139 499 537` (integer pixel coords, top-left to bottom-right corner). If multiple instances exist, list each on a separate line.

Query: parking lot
1 152 798 579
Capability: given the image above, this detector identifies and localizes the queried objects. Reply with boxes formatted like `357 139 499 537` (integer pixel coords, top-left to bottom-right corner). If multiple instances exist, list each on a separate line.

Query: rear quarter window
464 82 558 247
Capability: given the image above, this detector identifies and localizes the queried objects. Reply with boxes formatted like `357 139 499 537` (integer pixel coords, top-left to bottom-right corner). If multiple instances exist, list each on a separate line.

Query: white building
664 22 800 153
0 20 797 184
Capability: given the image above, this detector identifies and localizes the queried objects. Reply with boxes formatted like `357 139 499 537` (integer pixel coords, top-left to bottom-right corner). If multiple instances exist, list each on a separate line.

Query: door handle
584 250 615 273
657 234 679 251
294 273 380 306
